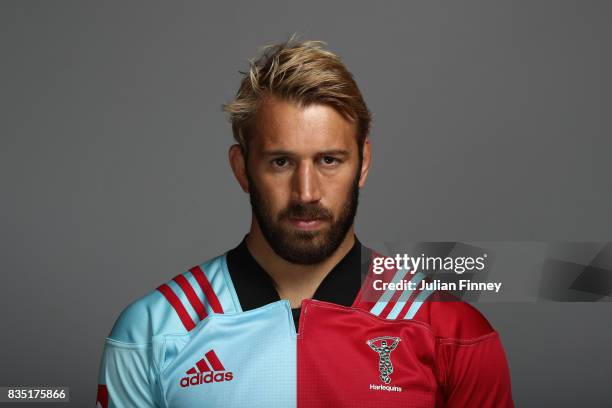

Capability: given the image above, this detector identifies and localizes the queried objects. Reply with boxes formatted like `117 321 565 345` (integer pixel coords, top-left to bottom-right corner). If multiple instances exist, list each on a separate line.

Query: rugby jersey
96 235 513 407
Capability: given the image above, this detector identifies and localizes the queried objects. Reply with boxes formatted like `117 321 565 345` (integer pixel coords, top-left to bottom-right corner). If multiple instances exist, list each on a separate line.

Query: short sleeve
437 332 514 407
96 339 159 408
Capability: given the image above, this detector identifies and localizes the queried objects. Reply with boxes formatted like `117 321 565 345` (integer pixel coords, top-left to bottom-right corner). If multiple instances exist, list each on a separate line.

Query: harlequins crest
367 336 401 384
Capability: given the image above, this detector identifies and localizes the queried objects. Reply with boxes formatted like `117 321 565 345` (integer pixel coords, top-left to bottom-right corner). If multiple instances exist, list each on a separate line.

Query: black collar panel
226 235 371 313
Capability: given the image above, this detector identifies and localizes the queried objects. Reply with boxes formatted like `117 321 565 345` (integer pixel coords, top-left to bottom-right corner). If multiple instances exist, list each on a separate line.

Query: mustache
279 203 333 221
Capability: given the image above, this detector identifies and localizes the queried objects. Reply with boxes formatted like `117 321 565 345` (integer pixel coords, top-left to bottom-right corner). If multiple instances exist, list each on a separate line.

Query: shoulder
107 253 240 343
411 291 495 340
356 253 495 340
361 286 495 340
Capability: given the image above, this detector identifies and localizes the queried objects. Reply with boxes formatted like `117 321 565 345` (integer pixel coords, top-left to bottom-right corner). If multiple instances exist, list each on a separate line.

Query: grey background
1 1 610 406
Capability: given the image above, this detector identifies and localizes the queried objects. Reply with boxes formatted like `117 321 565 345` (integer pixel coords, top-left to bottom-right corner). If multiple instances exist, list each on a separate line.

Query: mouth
287 217 327 231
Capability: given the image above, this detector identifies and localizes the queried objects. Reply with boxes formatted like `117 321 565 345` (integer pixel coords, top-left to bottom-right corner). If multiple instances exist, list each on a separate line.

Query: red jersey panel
298 299 438 408
298 253 514 407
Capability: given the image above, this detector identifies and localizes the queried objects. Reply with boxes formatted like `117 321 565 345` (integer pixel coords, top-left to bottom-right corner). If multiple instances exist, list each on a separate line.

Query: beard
246 169 360 265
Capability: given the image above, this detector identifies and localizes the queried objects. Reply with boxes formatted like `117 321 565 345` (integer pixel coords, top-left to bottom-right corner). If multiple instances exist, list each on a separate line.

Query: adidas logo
180 349 234 387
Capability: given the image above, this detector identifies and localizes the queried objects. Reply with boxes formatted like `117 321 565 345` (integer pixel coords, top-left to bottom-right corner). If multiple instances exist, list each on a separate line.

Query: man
96 38 514 407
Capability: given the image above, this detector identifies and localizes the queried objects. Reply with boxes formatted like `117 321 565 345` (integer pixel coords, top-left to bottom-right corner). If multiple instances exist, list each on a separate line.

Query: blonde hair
223 36 371 154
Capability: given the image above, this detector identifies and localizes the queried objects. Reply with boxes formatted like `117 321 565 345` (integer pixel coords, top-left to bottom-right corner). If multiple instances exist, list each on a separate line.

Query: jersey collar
226 234 371 312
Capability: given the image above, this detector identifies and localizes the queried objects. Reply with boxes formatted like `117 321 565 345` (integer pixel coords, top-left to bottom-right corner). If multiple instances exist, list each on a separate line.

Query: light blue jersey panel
195 254 242 314
154 300 297 408
98 253 245 408
107 254 241 344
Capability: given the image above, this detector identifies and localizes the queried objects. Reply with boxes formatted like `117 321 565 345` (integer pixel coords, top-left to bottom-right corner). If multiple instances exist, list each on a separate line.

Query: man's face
243 96 367 265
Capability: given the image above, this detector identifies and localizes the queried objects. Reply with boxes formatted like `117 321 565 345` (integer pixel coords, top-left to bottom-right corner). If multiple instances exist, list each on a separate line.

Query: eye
272 157 289 168
321 156 339 166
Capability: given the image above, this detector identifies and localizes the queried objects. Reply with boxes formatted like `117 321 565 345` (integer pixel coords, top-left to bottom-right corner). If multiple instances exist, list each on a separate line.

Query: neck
245 219 355 308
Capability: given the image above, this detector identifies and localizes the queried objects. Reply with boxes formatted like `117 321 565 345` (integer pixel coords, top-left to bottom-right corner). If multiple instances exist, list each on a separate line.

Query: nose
293 161 321 203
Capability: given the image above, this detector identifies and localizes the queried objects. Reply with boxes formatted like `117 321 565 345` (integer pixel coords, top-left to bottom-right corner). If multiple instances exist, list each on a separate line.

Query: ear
228 144 250 193
358 137 372 188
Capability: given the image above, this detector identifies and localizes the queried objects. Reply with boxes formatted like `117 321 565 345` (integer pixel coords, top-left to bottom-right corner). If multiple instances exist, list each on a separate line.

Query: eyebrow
261 149 351 157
